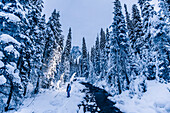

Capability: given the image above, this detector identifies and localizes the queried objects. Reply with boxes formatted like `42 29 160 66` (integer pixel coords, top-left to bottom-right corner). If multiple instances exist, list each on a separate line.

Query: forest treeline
0 0 169 112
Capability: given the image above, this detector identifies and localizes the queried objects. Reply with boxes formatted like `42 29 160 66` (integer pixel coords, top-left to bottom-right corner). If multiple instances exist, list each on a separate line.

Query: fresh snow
0 12 20 22
70 72 76 83
0 75 6 85
6 63 21 84
0 34 21 46
108 80 170 113
4 45 20 58
149 0 160 12
13 79 86 113
0 60 4 68
0 51 4 59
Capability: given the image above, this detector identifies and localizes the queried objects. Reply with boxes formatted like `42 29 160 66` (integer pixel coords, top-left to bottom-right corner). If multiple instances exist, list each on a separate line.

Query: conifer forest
0 0 169 113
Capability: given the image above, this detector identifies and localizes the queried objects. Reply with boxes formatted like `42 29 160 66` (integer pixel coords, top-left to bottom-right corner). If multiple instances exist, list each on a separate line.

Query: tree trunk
34 74 40 94
116 50 122 94
5 81 13 111
23 85 27 96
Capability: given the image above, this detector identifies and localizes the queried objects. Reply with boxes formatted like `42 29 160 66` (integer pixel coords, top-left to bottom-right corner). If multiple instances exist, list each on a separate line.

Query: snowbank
108 80 170 113
14 79 86 113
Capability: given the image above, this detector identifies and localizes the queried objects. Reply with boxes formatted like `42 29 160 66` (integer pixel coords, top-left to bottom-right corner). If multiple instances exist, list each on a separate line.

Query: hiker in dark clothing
66 83 71 98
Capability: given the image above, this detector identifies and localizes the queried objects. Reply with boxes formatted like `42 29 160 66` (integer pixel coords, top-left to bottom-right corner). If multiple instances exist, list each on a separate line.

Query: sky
43 0 138 50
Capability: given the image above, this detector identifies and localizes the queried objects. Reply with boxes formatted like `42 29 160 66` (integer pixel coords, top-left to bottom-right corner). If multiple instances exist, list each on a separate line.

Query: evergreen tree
90 46 95 65
42 9 63 88
131 4 144 54
70 46 81 77
62 28 72 83
94 36 100 77
100 28 106 80
124 4 134 45
152 0 170 82
48 10 63 48
110 0 130 94
81 37 89 79
105 28 110 61
138 0 157 80
104 28 110 80
0 0 30 111
0 0 64 111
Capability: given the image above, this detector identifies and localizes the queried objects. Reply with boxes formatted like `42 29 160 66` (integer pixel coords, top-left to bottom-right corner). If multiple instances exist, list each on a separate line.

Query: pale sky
43 0 138 50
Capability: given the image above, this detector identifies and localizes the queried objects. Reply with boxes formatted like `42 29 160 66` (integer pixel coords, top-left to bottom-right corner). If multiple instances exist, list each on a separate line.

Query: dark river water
77 82 122 113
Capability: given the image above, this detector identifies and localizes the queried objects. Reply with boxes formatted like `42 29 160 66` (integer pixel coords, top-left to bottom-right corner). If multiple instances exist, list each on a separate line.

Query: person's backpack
68 86 71 91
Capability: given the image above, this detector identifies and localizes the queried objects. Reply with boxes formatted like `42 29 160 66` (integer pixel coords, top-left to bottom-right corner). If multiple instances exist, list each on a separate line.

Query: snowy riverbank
9 80 86 113
109 80 170 113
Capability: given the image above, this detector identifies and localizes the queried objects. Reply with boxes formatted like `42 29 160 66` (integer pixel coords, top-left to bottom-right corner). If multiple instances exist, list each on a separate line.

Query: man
66 83 71 98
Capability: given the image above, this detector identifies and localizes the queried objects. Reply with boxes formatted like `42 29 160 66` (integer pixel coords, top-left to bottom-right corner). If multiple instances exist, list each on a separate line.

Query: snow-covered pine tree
0 34 22 111
109 0 130 94
94 36 100 77
0 0 63 111
88 46 95 83
0 0 31 111
62 28 72 83
104 28 110 78
125 4 145 82
42 10 63 88
105 28 110 62
99 28 106 80
124 4 134 46
90 46 95 67
81 37 89 79
70 46 81 77
138 0 157 80
48 9 63 48
26 0 46 94
34 14 46 94
151 0 170 82
131 4 144 54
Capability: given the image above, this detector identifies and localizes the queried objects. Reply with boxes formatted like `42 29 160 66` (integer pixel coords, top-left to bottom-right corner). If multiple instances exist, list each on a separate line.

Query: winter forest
0 0 169 113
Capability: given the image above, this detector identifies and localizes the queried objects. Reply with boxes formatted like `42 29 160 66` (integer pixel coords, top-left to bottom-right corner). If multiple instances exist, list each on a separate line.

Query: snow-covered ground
11 79 86 113
109 80 170 113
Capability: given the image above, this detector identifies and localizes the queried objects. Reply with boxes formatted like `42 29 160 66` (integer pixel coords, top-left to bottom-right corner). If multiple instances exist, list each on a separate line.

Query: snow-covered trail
14 80 86 113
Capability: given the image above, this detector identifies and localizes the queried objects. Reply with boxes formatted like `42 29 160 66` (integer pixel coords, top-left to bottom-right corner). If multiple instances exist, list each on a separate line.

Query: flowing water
77 82 122 113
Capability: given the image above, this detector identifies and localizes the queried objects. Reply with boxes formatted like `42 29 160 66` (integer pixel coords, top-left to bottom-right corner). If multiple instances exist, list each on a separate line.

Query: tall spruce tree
42 9 63 88
104 28 110 81
81 37 89 79
94 36 100 77
152 0 170 82
62 28 72 83
131 4 144 54
138 0 158 80
48 9 63 48
110 0 130 94
0 0 30 111
100 28 106 80
124 4 134 45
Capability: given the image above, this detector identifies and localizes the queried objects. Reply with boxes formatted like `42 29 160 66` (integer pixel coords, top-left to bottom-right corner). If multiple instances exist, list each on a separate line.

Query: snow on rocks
108 80 170 113
0 75 6 85
14 79 86 113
